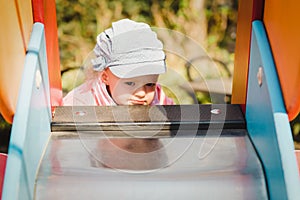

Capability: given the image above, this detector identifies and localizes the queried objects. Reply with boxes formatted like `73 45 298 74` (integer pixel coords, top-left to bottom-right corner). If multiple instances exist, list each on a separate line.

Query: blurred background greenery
0 0 299 152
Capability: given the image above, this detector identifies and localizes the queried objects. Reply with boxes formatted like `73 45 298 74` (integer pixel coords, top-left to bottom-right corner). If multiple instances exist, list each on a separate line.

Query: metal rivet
257 67 263 87
211 109 221 115
75 111 86 116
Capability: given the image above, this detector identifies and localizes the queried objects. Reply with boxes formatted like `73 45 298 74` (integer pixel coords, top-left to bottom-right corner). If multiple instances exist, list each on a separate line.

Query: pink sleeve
153 84 175 105
62 82 97 106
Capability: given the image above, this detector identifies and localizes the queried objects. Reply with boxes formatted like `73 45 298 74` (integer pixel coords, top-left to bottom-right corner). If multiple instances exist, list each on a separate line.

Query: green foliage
291 114 300 149
205 0 238 52
0 115 11 153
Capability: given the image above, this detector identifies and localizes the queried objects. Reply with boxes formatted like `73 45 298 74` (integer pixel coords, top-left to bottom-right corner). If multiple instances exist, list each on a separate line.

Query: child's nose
134 86 146 97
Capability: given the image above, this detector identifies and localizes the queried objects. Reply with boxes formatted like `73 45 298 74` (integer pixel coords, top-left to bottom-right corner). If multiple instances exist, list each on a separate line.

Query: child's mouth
129 100 147 105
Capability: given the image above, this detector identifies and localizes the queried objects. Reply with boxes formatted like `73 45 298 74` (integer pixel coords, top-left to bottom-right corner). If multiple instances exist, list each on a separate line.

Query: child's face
101 69 159 105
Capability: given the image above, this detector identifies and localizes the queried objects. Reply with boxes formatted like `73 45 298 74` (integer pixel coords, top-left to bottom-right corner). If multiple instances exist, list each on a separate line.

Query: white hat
92 19 166 78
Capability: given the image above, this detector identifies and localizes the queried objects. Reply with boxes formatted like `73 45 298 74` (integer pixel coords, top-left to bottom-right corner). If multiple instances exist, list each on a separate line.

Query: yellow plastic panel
0 0 33 123
264 0 300 120
16 0 33 47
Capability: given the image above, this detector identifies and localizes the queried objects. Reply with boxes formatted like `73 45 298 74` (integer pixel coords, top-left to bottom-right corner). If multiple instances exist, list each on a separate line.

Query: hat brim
109 60 166 78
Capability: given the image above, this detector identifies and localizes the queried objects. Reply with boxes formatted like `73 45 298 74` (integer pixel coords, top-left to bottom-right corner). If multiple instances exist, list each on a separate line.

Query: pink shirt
63 78 174 106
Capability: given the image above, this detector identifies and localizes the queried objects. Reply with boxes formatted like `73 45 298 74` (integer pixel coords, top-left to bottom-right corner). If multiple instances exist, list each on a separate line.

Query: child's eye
125 82 135 86
145 83 156 87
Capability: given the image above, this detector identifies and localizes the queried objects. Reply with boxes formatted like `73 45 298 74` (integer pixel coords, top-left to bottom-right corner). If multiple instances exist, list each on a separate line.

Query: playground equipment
0 0 299 199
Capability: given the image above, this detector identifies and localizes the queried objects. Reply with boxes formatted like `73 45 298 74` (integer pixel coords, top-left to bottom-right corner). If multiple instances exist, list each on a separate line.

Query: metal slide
35 105 267 199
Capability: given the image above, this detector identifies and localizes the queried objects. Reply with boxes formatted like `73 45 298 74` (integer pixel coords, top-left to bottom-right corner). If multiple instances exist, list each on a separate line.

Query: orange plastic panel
44 0 63 108
264 0 300 120
231 0 264 107
32 0 63 109
0 1 33 123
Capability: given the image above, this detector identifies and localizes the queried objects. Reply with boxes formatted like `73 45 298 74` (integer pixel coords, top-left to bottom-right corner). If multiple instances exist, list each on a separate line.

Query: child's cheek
146 91 156 104
113 93 131 105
